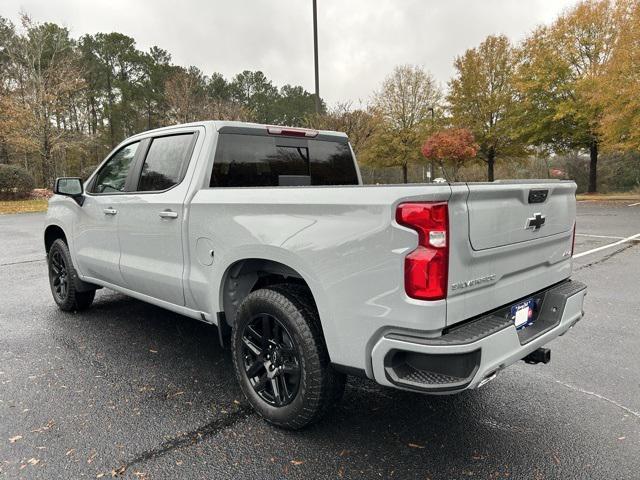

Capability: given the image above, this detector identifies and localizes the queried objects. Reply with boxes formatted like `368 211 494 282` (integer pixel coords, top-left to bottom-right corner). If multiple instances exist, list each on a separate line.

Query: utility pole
428 107 435 182
312 0 321 114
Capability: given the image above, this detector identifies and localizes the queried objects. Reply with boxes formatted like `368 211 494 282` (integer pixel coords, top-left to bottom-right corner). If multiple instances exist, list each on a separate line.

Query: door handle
159 210 178 219
103 208 118 215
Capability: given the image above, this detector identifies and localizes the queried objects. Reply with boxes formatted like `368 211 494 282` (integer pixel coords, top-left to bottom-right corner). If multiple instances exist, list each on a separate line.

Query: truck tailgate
446 181 576 327
467 181 575 250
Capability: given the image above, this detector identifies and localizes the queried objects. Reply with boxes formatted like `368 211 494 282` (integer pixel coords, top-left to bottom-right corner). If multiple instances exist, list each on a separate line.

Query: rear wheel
231 284 345 429
48 239 95 311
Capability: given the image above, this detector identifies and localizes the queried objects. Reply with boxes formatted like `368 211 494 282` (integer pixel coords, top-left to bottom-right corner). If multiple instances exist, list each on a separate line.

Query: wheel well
44 225 67 253
221 259 313 327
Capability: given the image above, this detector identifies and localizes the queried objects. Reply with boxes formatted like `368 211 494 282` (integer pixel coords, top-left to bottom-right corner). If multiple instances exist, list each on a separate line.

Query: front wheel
231 285 345 429
48 239 95 311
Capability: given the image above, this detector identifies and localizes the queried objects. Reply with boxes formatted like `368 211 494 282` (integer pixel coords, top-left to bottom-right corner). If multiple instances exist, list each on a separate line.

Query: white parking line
573 233 640 258
628 202 640 207
575 233 625 240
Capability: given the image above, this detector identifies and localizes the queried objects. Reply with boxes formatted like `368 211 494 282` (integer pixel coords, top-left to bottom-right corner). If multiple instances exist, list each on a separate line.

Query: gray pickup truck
45 121 586 428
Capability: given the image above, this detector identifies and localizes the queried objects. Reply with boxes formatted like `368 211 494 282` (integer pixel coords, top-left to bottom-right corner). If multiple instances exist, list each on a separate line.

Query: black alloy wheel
49 249 69 302
231 285 346 429
241 313 301 407
47 239 95 311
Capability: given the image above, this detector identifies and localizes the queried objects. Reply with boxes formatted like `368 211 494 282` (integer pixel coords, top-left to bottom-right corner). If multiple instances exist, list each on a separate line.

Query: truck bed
185 179 576 373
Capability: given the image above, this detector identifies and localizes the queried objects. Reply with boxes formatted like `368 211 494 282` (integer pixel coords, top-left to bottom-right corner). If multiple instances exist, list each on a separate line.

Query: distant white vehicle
433 177 447 183
45 121 586 429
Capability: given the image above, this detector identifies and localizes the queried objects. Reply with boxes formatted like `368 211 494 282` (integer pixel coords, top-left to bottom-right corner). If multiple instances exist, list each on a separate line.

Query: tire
47 239 95 312
231 284 346 429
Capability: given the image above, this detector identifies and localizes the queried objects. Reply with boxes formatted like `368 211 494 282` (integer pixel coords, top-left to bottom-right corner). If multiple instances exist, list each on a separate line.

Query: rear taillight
396 202 449 300
571 222 576 256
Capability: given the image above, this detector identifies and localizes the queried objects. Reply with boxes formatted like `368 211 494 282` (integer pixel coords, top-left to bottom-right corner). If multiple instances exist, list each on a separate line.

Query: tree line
329 0 640 191
0 15 319 186
1 0 639 193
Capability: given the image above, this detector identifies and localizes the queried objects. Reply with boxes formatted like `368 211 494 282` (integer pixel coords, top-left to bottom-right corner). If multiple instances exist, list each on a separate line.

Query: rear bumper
370 280 587 393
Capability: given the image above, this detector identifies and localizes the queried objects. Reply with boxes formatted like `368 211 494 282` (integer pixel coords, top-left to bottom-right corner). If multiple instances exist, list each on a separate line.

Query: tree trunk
41 114 51 187
42 146 51 188
89 96 98 135
487 148 495 182
588 139 598 193
106 72 116 148
402 163 408 184
0 141 8 164
71 101 80 132
88 96 99 163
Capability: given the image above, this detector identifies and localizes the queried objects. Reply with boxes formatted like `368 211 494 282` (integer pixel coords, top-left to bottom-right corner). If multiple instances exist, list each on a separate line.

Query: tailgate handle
528 189 548 204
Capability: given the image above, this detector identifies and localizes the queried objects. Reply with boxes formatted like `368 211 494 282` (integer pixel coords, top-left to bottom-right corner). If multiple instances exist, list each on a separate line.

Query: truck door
74 141 142 286
116 130 200 306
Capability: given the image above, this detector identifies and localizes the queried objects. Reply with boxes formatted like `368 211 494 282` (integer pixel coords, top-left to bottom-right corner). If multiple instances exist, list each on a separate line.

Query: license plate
511 299 534 330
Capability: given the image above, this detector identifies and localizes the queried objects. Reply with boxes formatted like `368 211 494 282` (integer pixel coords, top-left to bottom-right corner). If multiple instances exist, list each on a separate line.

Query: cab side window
90 142 140 194
210 134 359 187
137 133 195 192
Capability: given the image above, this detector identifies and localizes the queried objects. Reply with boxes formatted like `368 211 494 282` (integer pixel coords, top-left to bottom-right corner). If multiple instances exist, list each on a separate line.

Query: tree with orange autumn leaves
421 128 478 181
514 0 624 193
597 0 640 152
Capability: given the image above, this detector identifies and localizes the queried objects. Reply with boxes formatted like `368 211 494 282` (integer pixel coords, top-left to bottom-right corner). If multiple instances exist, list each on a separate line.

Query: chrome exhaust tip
478 371 498 388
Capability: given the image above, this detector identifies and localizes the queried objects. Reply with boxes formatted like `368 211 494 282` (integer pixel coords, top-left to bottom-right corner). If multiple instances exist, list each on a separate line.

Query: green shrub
0 164 36 200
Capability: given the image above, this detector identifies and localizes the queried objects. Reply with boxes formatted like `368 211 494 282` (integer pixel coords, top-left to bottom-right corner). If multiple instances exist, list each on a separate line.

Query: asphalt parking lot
1 201 639 479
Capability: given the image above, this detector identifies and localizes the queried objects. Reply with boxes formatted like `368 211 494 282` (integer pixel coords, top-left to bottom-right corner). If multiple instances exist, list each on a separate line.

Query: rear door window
137 133 195 192
210 134 358 187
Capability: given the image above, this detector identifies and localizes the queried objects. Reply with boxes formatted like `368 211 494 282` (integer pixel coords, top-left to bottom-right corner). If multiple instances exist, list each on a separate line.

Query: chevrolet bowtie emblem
526 213 546 231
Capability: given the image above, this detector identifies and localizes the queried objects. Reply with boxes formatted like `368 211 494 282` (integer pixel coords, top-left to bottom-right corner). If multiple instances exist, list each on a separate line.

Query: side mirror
54 177 84 205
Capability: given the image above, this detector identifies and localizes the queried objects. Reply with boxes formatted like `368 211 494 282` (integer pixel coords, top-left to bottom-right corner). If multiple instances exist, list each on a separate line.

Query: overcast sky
2 0 579 106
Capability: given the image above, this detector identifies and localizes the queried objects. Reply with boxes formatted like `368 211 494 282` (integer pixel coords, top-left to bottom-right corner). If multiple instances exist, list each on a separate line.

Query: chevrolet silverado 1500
45 121 586 428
